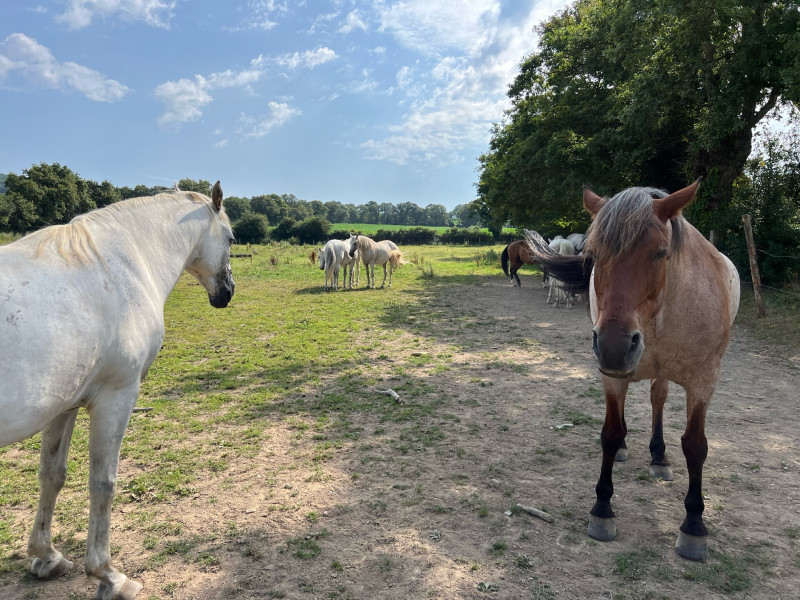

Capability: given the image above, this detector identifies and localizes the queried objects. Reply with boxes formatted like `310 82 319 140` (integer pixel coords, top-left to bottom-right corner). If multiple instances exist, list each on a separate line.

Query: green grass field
0 239 796 599
329 223 518 235
0 242 513 565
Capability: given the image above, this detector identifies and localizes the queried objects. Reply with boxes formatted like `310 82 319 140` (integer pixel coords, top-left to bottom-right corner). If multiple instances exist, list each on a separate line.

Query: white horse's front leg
369 264 375 288
85 387 143 600
387 264 393 287
381 263 388 287
28 409 79 580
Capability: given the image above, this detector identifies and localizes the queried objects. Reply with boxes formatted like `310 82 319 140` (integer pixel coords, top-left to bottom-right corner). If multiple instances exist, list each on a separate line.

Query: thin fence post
742 214 766 318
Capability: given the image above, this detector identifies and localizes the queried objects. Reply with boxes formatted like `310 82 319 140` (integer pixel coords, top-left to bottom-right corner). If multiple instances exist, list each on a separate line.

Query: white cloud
238 102 301 139
153 64 264 130
376 0 501 57
57 0 176 30
0 33 129 102
225 0 289 32
339 10 368 34
153 76 213 129
277 47 337 70
360 1 561 166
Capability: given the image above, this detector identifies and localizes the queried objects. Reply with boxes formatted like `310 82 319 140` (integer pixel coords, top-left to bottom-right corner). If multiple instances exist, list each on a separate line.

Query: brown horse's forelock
585 187 684 266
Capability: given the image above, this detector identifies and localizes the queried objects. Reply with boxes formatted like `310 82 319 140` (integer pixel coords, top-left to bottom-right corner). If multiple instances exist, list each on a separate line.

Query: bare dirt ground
4 275 800 600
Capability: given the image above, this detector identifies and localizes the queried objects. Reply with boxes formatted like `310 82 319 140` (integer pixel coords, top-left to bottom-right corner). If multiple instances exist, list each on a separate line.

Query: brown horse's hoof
675 531 708 561
31 556 74 579
95 577 143 600
650 464 674 480
615 447 629 462
588 515 617 541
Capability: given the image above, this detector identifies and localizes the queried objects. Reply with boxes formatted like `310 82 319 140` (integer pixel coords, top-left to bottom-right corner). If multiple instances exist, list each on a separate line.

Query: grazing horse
318 239 360 290
0 182 235 600
546 237 576 308
348 234 404 288
500 239 539 287
525 180 739 561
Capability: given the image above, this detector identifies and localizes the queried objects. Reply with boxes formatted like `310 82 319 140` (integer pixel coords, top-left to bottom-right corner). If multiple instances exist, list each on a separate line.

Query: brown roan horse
526 180 740 560
501 239 539 286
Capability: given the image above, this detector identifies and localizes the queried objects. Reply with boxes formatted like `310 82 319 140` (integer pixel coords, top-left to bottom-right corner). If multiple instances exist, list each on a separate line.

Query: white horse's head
183 181 236 308
318 246 326 270
348 234 359 257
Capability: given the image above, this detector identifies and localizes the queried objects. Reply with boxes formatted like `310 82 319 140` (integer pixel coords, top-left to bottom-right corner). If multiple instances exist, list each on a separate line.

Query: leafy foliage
477 0 800 234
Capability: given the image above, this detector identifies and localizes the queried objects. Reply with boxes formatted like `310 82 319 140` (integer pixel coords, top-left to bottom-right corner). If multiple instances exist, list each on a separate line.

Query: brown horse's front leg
588 377 629 541
649 378 673 480
676 398 710 561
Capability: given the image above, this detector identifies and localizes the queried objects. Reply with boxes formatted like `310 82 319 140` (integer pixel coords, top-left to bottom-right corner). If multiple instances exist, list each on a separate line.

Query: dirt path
5 275 799 600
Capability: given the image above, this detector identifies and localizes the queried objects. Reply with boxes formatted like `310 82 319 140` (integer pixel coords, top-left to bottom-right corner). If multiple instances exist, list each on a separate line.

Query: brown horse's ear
653 178 701 222
583 186 605 218
212 180 223 212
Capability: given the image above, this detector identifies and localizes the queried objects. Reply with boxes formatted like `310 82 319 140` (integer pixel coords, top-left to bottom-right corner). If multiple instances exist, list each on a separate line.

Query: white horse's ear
212 180 223 212
583 186 605 218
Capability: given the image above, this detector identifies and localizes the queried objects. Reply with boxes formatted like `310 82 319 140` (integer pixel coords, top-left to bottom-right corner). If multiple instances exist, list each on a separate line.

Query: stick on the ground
375 388 402 403
516 504 554 523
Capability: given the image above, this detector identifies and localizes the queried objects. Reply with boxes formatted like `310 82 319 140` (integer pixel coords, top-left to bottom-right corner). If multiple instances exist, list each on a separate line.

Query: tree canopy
476 0 800 235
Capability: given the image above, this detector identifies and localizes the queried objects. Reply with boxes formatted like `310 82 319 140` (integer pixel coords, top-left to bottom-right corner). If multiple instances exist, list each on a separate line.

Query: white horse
319 239 360 291
567 232 588 253
348 234 404 288
547 237 576 308
0 182 235 600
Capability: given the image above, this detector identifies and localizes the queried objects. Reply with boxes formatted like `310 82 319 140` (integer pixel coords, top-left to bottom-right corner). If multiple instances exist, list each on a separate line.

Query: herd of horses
318 234 405 290
0 179 740 598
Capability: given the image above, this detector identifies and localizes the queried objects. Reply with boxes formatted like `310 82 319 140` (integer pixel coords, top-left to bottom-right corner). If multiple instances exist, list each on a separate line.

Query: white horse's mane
27 190 227 266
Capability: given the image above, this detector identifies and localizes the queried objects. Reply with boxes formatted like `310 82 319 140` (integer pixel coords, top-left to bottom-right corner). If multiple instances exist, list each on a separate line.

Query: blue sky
0 1 568 210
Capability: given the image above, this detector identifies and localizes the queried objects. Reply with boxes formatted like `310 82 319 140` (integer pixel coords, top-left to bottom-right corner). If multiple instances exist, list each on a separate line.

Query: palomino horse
525 180 739 561
500 239 539 287
0 183 235 600
318 239 360 290
348 234 404 288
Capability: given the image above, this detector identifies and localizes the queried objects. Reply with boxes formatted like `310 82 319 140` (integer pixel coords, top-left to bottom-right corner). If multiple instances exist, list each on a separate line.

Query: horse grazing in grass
319 239 359 290
526 180 739 561
0 182 235 600
348 234 404 288
501 239 539 287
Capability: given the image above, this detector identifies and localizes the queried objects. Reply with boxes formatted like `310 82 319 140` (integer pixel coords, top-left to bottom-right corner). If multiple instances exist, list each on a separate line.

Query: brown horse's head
584 180 700 378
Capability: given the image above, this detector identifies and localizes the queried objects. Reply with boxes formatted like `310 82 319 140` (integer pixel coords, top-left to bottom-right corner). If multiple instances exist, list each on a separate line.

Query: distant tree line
0 163 487 243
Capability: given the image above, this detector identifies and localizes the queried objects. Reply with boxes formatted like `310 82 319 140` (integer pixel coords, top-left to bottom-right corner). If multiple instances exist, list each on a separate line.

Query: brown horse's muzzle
592 327 644 378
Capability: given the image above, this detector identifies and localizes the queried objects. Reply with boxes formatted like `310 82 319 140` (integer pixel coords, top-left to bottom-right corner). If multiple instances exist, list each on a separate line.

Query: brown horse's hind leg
676 396 710 561
649 379 673 480
588 377 629 541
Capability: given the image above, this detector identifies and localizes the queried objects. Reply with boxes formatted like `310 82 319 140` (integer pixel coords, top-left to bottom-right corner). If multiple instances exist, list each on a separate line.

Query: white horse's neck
88 194 214 303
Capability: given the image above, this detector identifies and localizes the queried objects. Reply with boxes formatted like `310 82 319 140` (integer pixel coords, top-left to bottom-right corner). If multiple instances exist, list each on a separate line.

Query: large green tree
477 0 800 233
3 163 94 232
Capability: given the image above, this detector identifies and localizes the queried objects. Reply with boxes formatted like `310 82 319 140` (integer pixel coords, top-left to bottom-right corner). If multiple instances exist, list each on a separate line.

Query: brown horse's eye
653 249 668 261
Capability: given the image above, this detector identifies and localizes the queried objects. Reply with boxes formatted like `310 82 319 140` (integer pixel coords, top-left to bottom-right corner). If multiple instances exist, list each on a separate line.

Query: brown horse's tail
524 229 592 293
501 245 510 277
389 250 407 268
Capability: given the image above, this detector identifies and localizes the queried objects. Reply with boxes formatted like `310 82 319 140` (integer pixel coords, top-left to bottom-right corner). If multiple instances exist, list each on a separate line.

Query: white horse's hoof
587 515 617 541
31 556 74 579
650 464 674 480
675 531 708 561
95 576 143 600
615 447 629 462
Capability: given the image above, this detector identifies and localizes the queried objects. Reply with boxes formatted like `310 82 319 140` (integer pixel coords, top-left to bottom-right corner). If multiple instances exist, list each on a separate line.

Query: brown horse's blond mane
585 186 684 266
28 190 226 266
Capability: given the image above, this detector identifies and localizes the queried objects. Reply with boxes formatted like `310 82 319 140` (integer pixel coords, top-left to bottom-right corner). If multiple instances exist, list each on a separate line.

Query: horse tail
501 245 510 277
524 229 592 293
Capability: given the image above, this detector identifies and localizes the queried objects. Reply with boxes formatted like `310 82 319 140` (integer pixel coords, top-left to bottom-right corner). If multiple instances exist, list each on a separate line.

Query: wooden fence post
742 214 766 318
